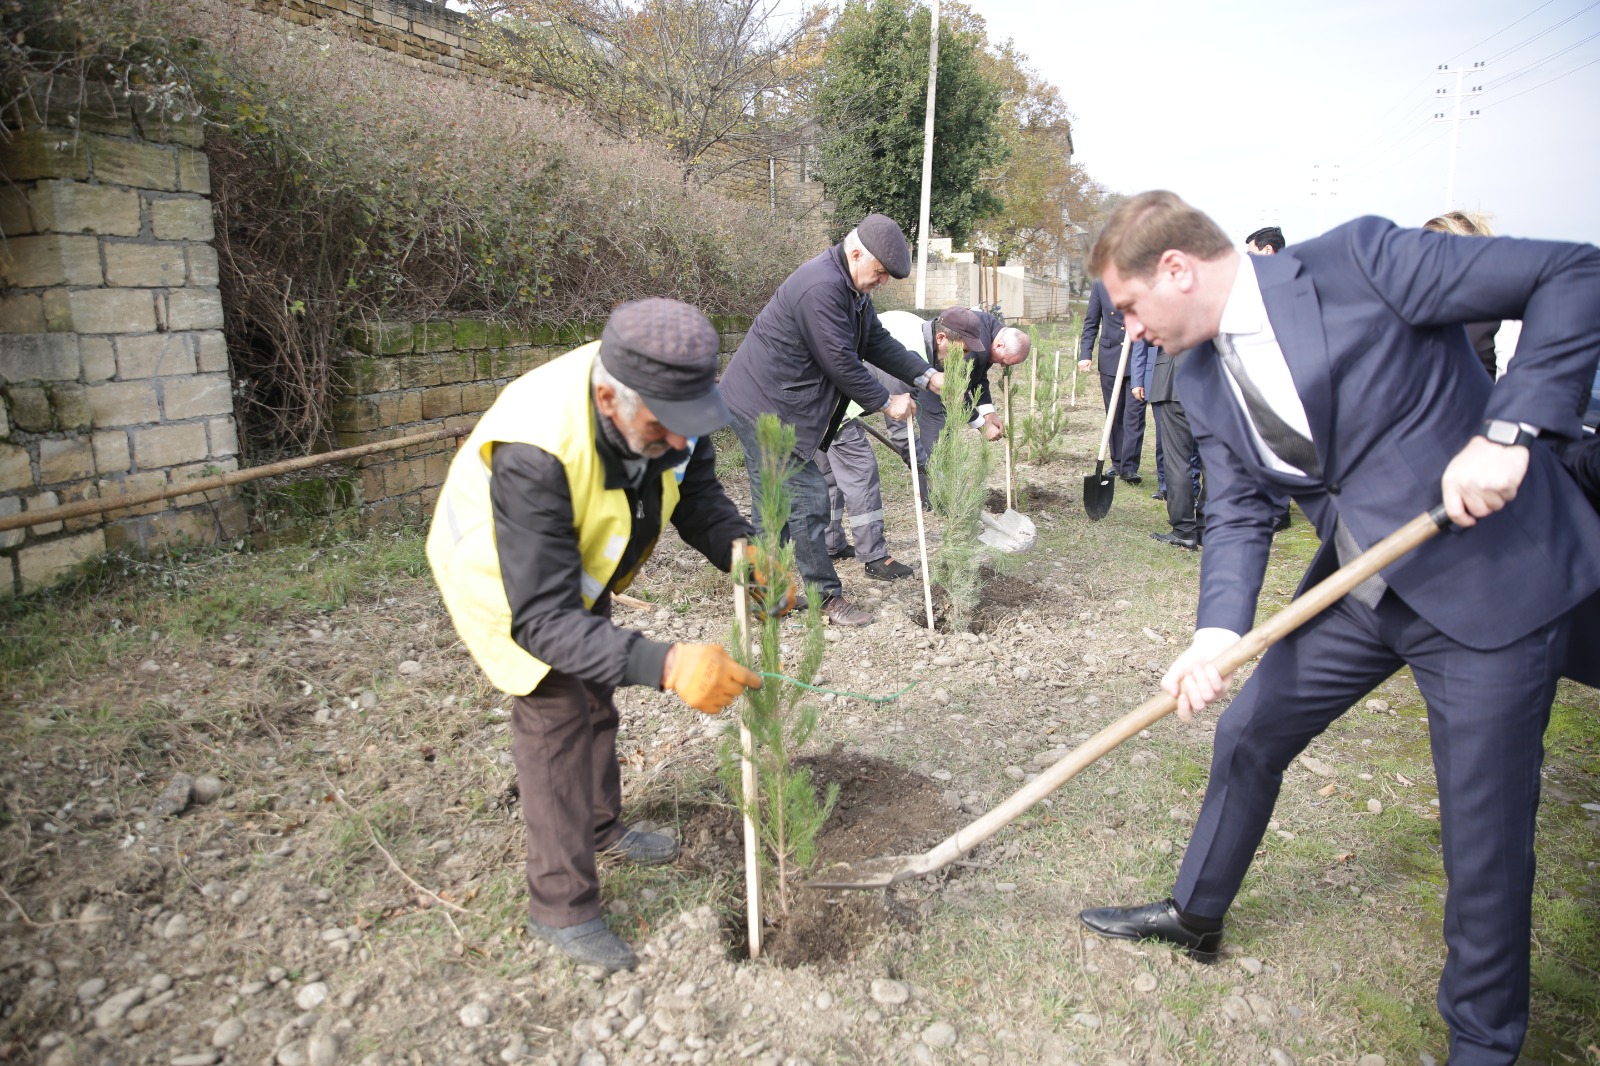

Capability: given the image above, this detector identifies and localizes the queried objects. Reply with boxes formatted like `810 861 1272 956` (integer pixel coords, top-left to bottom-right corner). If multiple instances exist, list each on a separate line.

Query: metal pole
913 0 940 310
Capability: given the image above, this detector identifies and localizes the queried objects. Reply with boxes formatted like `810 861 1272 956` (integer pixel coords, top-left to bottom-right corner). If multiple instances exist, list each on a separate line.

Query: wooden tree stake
730 540 762 959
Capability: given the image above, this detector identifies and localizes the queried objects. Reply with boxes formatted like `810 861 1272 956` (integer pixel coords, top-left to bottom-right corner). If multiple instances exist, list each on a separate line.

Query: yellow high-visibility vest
426 342 684 694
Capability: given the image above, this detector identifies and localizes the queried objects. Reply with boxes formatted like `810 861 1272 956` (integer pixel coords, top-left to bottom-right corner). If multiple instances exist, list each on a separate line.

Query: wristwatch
1478 419 1539 447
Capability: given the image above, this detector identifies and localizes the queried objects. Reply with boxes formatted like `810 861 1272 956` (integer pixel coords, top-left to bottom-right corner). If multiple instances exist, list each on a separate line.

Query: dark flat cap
857 213 911 279
935 306 986 351
599 298 730 437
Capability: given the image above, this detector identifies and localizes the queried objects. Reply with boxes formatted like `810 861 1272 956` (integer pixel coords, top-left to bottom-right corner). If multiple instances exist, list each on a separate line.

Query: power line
1481 52 1600 106
1481 27 1600 88
1484 0 1600 64
1447 0 1561 61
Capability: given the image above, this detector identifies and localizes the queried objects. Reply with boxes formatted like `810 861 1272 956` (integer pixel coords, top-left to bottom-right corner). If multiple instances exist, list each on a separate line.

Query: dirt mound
682 750 961 969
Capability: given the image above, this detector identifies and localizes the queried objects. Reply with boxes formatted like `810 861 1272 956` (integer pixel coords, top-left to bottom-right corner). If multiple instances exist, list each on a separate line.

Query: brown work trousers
511 670 627 928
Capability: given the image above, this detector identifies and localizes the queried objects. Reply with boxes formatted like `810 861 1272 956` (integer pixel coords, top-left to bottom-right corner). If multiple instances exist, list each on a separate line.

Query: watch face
1485 420 1517 444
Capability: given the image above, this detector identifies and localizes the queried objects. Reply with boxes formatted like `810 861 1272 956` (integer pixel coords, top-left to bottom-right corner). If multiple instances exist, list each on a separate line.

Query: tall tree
809 0 1004 245
474 0 827 186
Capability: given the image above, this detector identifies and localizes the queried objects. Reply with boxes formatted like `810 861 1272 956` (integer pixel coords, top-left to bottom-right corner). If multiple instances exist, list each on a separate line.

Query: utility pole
914 0 940 310
1433 62 1484 210
1308 162 1340 235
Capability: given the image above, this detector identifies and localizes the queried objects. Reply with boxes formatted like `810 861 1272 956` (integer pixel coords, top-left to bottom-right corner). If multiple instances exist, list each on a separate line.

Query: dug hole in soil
678 750 964 969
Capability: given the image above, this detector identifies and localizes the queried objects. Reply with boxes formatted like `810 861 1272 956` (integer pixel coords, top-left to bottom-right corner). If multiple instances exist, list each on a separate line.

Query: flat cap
857 213 911 279
935 306 986 352
599 298 730 437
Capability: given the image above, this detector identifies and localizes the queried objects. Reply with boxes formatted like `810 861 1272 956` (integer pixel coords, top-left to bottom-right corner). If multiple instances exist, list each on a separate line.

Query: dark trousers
1100 372 1146 476
1173 591 1569 1065
511 670 625 928
730 410 841 600
1152 399 1204 539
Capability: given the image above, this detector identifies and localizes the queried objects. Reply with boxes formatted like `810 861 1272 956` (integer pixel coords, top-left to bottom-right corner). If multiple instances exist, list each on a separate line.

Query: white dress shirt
1217 255 1315 477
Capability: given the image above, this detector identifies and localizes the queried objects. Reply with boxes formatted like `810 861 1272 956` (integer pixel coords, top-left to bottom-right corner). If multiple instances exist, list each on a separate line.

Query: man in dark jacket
719 214 943 627
1146 344 1205 550
878 307 1031 483
1078 278 1146 483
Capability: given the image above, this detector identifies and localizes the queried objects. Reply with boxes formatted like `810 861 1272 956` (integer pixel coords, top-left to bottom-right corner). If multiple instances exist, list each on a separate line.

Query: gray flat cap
857 213 911 279
599 298 730 436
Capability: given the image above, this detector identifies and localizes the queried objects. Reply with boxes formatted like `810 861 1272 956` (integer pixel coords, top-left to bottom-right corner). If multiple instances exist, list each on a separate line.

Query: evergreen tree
720 414 837 916
810 0 1005 245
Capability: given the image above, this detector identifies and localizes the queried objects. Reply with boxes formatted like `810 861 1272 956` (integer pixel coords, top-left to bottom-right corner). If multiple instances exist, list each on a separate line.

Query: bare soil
2 409 1596 1066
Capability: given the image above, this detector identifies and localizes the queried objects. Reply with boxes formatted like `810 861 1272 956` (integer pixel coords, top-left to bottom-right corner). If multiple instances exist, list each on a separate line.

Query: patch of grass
1547 697 1600 776
1348 976 1447 1058
0 528 431 691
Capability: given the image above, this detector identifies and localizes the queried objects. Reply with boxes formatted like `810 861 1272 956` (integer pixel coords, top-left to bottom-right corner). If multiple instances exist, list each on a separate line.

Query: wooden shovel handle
1095 336 1132 465
917 505 1452 871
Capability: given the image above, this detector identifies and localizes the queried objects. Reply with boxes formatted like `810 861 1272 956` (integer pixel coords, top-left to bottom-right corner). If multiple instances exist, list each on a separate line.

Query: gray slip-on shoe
600 827 680 865
528 917 637 971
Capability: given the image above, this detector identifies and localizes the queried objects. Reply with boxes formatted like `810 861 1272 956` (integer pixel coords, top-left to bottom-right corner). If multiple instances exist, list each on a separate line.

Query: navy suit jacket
1079 280 1131 374
1176 217 1600 657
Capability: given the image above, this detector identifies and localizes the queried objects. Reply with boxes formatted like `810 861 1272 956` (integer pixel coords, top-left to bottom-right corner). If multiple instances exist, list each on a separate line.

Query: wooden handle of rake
917 506 1453 870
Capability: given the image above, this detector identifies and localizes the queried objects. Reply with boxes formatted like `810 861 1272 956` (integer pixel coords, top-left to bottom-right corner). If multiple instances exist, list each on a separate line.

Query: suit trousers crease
1171 591 1567 1064
1153 400 1204 538
1100 372 1146 475
512 670 625 928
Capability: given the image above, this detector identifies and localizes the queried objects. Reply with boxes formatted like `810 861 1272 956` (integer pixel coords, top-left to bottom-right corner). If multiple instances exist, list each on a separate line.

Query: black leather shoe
1079 898 1223 962
1119 473 1143 485
864 556 915 581
829 544 857 560
1151 531 1199 552
1151 490 1167 501
1272 511 1292 533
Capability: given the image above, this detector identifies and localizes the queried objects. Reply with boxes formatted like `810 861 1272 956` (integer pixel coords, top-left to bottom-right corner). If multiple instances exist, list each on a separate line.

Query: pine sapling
1019 323 1070 463
927 345 993 632
720 413 837 916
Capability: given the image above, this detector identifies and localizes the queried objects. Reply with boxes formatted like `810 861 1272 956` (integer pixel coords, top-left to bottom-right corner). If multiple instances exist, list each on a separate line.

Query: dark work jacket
720 245 933 459
1078 280 1130 373
919 312 1000 412
490 413 750 692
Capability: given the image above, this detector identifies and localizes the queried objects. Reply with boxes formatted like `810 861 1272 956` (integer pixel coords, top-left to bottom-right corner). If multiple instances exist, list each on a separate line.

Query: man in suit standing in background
1078 278 1146 484
1076 191 1600 1066
1146 343 1204 550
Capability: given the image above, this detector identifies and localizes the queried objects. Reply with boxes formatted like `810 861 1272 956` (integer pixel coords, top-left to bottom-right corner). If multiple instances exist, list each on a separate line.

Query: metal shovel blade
978 509 1036 553
1083 461 1115 520
806 854 933 890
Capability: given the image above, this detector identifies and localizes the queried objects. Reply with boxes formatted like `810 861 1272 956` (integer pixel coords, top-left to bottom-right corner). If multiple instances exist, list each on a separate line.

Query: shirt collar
1218 253 1267 338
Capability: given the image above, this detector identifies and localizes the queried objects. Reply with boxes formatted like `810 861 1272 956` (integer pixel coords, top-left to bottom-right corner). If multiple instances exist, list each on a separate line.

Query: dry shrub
181 1 813 454
4 0 814 456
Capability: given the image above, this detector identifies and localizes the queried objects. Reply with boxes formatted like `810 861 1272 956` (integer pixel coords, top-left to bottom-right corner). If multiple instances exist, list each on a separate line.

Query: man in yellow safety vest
428 298 763 971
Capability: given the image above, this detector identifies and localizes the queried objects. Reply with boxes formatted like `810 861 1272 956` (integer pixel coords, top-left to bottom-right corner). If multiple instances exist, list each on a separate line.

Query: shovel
1082 335 1132 520
980 368 1037 553
806 505 1453 890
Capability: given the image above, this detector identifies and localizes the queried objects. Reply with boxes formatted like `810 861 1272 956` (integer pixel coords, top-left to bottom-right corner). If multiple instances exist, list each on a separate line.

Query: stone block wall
234 0 540 94
0 104 246 596
264 315 752 541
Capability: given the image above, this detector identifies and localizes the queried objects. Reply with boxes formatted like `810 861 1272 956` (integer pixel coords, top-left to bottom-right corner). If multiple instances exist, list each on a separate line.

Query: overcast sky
973 0 1600 247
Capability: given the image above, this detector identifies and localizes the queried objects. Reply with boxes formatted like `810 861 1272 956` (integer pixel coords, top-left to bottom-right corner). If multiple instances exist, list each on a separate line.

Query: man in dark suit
1077 279 1146 483
1077 191 1600 1066
1146 344 1204 549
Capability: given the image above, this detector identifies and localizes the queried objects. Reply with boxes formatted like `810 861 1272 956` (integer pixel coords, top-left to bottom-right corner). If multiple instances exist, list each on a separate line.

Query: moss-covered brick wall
0 85 247 597
329 316 751 529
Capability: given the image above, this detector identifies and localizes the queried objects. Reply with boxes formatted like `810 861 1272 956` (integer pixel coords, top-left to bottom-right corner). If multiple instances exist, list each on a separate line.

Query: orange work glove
664 643 762 714
743 544 797 619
